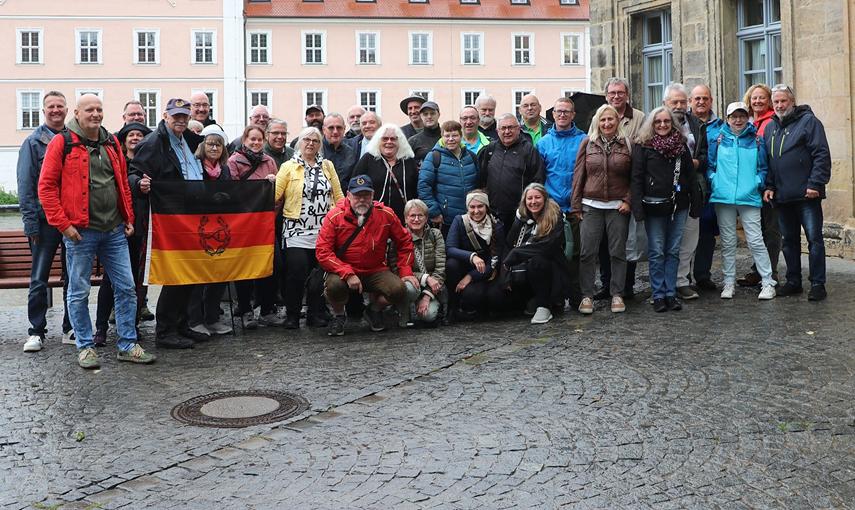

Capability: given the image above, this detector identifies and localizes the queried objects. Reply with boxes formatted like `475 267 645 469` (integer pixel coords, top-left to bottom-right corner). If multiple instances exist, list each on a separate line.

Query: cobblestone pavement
1 253 854 509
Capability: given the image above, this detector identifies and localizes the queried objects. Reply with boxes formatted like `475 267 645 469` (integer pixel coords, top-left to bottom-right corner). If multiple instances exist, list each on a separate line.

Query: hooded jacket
417 144 479 226
17 124 65 236
763 105 831 203
537 124 587 212
752 108 775 137
708 123 768 208
407 124 442 165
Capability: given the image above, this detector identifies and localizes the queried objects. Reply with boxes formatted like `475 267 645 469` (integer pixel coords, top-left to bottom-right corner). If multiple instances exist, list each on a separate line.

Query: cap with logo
165 98 192 116
348 174 374 193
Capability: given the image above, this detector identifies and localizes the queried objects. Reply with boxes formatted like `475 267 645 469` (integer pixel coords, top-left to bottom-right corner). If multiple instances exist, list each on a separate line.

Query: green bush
0 187 18 205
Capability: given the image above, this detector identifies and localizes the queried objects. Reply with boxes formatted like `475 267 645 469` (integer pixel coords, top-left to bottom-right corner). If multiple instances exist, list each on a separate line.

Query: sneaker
284 316 300 329
531 306 553 324
653 298 668 313
592 288 610 301
77 347 100 369
189 323 213 338
259 312 286 327
363 307 385 332
808 284 827 301
61 330 76 345
720 282 735 299
206 321 233 335
676 286 699 300
695 279 717 291
577 297 594 315
242 311 258 330
155 335 194 349
140 305 155 321
737 271 762 287
610 296 626 313
759 283 776 300
93 330 107 347
777 283 803 297
327 315 346 336
23 335 43 352
666 296 682 311
117 344 156 364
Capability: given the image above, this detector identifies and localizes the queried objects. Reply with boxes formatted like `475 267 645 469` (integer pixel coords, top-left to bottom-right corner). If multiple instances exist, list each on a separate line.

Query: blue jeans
645 209 688 299
64 226 137 351
27 219 71 337
777 199 826 286
715 204 774 286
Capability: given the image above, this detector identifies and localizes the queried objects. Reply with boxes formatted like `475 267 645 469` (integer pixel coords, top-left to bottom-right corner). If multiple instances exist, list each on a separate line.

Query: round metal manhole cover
171 390 309 428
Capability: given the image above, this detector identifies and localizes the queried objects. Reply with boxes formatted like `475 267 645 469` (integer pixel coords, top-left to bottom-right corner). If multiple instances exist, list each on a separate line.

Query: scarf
469 214 493 242
410 229 426 274
650 130 686 159
203 159 221 179
237 144 265 174
294 153 323 174
600 135 618 156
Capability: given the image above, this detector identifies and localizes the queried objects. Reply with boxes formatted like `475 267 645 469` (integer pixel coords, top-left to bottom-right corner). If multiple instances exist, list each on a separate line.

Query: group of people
17 79 832 368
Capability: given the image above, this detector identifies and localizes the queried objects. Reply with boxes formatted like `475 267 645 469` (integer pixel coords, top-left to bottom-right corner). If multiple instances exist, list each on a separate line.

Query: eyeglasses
326 125 345 131
553 110 575 116
459 116 478 122
303 139 320 145
191 102 209 108
381 136 398 142
607 91 627 97
653 119 672 125
205 142 223 148
269 130 288 137
250 115 270 121
407 213 426 219
499 126 519 131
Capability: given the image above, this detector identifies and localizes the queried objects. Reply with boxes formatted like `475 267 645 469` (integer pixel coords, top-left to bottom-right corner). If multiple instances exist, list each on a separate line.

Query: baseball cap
726 101 749 117
419 101 440 113
348 174 374 193
305 104 325 116
165 98 191 116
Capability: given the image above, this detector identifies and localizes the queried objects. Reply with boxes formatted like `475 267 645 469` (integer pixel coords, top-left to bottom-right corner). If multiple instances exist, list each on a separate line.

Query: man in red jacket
38 94 155 369
317 174 417 336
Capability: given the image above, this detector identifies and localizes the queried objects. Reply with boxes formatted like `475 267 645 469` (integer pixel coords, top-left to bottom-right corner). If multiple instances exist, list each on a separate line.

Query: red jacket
317 198 414 280
753 109 775 137
38 130 134 233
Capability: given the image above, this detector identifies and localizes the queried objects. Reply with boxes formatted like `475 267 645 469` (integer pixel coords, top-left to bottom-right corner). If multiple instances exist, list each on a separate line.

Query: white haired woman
400 199 447 326
353 123 418 222
274 127 344 329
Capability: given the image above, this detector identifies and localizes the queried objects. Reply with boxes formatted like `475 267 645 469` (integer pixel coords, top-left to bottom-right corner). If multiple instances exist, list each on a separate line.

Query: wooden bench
0 230 103 303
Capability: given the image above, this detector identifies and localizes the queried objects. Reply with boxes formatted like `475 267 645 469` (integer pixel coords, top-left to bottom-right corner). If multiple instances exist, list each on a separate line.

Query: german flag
144 180 274 285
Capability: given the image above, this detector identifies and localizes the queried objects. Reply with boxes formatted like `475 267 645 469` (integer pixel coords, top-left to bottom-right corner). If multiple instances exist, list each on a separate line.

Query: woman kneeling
401 199 447 325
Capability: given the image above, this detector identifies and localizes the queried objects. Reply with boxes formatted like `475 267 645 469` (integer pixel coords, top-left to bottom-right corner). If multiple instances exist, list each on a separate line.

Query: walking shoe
777 283 803 297
720 282 735 299
61 329 76 345
737 271 762 287
327 315 346 336
666 296 682 311
155 335 194 349
117 344 156 364
578 297 594 315
140 305 155 321
23 335 43 352
77 347 101 369
808 284 827 301
364 307 385 332
259 312 287 327
242 311 258 330
531 307 553 324
758 283 776 300
676 286 699 300
188 323 213 339
695 279 718 291
653 298 668 313
93 330 107 347
206 321 233 335
306 314 329 328
610 296 626 313
592 288 610 301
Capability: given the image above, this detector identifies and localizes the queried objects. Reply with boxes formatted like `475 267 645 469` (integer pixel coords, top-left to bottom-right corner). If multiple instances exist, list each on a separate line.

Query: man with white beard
475 94 499 142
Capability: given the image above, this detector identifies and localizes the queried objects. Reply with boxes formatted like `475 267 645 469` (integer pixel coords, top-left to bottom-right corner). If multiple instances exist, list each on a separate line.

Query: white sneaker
61 330 76 345
758 284 776 300
23 335 43 352
531 307 553 324
720 283 735 299
206 321 233 335
189 323 212 337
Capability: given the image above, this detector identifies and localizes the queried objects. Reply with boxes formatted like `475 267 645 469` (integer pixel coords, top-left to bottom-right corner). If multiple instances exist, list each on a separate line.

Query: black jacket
479 121 499 142
263 142 294 170
477 136 546 227
323 138 358 184
407 125 442 165
129 121 203 185
503 213 571 301
353 153 419 222
763 105 831 203
401 123 420 140
630 144 702 221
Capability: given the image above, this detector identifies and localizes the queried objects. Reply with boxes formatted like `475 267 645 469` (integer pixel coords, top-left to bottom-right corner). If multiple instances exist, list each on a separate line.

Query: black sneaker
93 329 107 347
327 315 346 336
155 335 194 349
777 283 804 297
695 279 717 291
284 316 300 329
808 284 827 301
666 296 682 311
653 298 668 313
363 307 385 332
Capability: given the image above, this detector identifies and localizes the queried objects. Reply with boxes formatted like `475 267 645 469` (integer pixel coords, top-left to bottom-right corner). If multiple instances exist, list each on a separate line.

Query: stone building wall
589 0 855 259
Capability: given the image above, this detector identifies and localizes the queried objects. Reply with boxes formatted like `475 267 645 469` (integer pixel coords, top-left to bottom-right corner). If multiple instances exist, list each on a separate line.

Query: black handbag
642 157 682 217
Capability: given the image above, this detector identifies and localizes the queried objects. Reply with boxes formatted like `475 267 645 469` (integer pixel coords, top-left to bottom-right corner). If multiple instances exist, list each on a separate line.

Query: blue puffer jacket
417 145 479 226
707 123 767 207
536 124 586 212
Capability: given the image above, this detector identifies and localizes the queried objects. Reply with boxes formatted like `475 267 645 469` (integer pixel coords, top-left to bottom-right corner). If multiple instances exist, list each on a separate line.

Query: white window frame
409 89 432 101
191 29 217 65
355 31 379 65
512 88 533 117
133 29 160 65
75 88 104 100
16 28 43 65
561 32 582 66
460 32 484 66
357 89 381 115
16 89 43 130
512 33 534 66
303 89 328 117
559 0 579 4
247 30 272 65
134 88 161 129
191 88 218 121
75 28 102 65
461 89 485 107
409 31 433 65
301 30 327 65
247 89 273 116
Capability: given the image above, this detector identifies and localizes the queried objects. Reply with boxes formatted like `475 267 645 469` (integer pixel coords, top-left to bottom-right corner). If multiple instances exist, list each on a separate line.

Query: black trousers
155 284 195 338
446 258 509 314
281 246 325 319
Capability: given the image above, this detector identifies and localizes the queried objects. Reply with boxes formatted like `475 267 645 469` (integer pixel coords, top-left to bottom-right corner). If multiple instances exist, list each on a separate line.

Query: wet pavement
1 252 854 509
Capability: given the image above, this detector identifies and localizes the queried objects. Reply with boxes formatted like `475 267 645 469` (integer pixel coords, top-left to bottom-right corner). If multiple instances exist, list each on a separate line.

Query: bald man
190 92 215 127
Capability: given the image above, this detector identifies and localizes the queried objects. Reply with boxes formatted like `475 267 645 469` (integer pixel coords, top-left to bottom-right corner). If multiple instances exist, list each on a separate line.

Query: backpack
62 130 120 163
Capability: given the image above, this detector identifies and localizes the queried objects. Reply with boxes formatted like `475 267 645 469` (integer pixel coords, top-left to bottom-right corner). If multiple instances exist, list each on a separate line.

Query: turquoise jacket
707 123 768 208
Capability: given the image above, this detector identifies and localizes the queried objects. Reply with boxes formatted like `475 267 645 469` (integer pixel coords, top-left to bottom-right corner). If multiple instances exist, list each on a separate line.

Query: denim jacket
17 124 64 236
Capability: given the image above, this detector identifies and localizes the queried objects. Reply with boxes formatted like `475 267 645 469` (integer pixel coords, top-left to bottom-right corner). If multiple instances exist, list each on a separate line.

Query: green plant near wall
0 187 18 205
